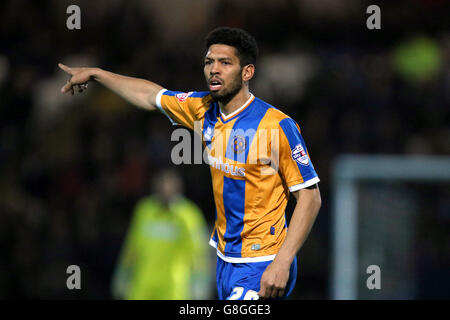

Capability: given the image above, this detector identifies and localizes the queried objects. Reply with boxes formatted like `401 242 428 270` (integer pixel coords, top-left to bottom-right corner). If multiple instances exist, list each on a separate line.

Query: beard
209 74 243 105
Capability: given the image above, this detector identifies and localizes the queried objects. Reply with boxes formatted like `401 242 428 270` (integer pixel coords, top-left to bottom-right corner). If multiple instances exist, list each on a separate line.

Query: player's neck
219 88 251 117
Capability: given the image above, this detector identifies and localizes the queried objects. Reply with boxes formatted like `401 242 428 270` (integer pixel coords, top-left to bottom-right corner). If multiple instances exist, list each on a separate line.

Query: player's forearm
91 68 163 111
274 187 321 266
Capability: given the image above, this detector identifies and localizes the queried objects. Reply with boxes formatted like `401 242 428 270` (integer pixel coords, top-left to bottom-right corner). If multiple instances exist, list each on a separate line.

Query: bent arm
275 185 322 266
258 184 321 298
59 63 163 111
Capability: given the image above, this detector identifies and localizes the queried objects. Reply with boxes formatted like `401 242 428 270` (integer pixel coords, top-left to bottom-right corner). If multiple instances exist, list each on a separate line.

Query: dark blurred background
0 0 449 299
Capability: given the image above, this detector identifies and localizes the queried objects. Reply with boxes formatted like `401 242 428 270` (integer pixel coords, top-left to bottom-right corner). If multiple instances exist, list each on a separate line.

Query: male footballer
59 27 321 300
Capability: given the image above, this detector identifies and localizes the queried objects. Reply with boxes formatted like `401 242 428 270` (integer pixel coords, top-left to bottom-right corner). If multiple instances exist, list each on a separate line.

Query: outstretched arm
258 185 321 299
58 63 163 111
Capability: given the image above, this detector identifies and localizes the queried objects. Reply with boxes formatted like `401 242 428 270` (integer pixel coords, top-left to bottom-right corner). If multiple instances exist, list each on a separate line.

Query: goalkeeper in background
111 168 213 300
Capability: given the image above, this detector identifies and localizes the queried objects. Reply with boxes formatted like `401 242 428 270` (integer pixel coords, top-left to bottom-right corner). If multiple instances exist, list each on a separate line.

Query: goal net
331 155 450 299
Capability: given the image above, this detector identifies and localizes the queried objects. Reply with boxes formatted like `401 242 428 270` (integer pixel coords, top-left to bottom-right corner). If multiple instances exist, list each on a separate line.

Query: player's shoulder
135 195 155 207
173 196 199 209
253 96 293 127
194 91 215 108
172 197 205 222
188 91 212 100
133 196 160 216
162 90 213 104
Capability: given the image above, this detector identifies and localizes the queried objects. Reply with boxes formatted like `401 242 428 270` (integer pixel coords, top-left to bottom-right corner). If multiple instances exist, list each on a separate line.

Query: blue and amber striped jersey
156 90 320 263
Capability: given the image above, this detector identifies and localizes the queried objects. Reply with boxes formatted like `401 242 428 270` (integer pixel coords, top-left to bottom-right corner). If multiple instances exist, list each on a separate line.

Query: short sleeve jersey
156 89 320 263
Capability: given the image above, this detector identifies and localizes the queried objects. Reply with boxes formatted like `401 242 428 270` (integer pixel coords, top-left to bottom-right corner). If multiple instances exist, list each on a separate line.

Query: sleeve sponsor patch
291 144 309 166
175 91 193 102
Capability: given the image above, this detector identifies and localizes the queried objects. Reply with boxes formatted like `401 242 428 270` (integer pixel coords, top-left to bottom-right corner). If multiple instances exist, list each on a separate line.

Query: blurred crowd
0 0 449 299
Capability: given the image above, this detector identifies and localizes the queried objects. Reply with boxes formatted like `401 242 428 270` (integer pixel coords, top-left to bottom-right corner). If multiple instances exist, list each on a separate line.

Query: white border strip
209 238 276 263
155 88 177 125
289 176 320 192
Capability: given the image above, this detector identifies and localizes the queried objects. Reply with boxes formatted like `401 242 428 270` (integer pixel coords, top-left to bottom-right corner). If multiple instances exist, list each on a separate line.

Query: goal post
331 154 450 300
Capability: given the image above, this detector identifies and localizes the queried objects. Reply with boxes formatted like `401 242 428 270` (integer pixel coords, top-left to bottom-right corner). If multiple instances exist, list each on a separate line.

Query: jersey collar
219 93 255 123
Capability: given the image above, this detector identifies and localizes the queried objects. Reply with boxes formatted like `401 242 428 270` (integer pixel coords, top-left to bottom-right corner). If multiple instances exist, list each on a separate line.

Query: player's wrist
89 67 103 81
273 251 295 269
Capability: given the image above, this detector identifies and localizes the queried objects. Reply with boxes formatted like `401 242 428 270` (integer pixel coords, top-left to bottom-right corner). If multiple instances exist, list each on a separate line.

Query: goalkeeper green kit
112 195 211 299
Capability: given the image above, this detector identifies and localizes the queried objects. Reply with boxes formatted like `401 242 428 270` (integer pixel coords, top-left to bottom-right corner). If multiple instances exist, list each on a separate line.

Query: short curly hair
205 27 258 67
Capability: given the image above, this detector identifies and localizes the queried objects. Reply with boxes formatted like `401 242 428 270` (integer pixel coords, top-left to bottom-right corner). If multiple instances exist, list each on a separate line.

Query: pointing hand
58 63 93 95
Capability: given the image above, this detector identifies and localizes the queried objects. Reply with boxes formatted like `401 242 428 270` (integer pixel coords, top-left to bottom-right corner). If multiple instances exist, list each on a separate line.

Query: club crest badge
291 144 309 166
232 135 246 154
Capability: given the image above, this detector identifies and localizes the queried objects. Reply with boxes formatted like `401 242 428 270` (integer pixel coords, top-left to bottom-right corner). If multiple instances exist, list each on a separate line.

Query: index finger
58 63 72 74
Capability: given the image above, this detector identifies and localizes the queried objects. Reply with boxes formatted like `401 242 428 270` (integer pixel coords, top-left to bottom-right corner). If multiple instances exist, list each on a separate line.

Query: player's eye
204 60 212 65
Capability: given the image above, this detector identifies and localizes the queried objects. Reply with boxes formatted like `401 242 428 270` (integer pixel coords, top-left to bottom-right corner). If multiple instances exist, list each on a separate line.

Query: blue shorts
216 256 297 300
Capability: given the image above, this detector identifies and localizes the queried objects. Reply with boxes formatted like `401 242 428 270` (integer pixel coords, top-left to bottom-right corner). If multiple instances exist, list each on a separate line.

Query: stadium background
0 0 449 299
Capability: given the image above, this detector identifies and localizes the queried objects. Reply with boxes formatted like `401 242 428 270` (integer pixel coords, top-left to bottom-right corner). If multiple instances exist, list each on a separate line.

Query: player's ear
242 64 255 82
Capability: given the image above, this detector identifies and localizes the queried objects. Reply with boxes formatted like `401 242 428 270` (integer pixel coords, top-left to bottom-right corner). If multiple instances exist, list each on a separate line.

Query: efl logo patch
175 91 193 102
292 144 309 166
